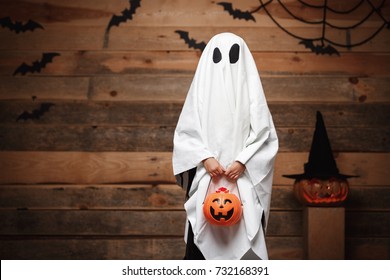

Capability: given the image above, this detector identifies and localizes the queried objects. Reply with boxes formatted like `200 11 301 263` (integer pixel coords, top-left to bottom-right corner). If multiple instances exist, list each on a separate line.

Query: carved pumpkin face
293 177 349 206
203 187 242 226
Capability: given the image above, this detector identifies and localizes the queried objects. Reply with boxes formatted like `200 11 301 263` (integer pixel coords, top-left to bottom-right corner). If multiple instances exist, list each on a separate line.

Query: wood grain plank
1 25 387 52
0 185 388 211
1 75 389 102
105 26 390 52
0 101 182 125
1 236 387 260
1 0 388 28
0 152 175 184
0 152 387 185
277 126 389 153
255 52 390 77
0 125 176 152
90 75 390 103
0 237 186 260
266 236 304 260
0 210 187 236
0 210 301 236
0 0 116 24
1 101 389 128
90 75 192 102
0 184 187 210
0 15 388 52
346 211 390 237
1 51 389 76
345 186 390 211
0 125 388 152
0 50 200 76
0 236 304 260
0 209 388 237
346 237 390 260
0 184 301 211
0 77 89 101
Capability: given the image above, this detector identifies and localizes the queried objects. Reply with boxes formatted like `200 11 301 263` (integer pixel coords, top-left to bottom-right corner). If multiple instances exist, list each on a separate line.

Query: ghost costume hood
173 33 278 260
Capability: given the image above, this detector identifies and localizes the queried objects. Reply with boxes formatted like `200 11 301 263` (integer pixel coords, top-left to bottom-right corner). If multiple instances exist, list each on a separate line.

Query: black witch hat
283 111 357 180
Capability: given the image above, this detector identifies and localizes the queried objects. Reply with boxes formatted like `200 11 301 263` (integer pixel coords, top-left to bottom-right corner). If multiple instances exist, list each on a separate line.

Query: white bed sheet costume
173 33 278 260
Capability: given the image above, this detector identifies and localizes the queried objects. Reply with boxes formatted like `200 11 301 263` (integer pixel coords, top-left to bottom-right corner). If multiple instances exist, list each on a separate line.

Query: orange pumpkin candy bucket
202 177 243 226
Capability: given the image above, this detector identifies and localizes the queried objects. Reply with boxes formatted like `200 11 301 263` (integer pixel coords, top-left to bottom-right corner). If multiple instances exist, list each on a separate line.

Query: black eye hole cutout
213 47 222 64
212 198 221 205
229 43 240 64
224 199 232 205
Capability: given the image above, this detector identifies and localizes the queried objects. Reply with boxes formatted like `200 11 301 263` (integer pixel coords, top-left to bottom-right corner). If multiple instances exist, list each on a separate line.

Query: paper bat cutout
217 2 256 22
0 17 44 33
13 52 60 76
299 40 340 56
16 103 55 121
175 30 206 51
106 0 141 32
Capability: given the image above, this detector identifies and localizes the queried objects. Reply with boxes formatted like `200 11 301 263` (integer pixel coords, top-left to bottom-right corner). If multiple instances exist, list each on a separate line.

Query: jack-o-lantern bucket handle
202 178 243 205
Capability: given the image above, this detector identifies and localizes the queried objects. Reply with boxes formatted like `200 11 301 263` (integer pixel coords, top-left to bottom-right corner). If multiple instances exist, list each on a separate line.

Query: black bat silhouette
218 2 256 22
299 40 340 56
0 17 44 33
106 0 141 32
13 52 60 76
175 30 207 51
16 103 55 121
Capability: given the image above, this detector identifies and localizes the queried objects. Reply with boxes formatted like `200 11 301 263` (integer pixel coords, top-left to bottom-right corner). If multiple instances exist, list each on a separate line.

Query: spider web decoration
218 0 389 56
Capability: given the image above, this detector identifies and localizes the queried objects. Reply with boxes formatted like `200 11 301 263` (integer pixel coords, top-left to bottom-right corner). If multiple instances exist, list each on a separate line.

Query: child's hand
225 161 246 181
203 157 225 178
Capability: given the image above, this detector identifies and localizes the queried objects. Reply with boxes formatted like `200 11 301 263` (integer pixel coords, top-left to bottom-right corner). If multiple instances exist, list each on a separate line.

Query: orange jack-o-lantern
203 187 242 226
293 177 349 206
283 112 357 207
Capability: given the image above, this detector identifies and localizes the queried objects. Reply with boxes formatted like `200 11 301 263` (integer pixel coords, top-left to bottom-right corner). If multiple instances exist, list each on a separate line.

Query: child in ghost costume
173 33 278 260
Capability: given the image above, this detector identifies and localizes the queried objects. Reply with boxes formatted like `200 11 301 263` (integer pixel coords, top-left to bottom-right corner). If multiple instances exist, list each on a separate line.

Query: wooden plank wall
0 0 389 259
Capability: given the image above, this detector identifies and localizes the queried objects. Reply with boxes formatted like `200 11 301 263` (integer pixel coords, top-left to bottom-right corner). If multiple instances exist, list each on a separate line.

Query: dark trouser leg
184 222 205 260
